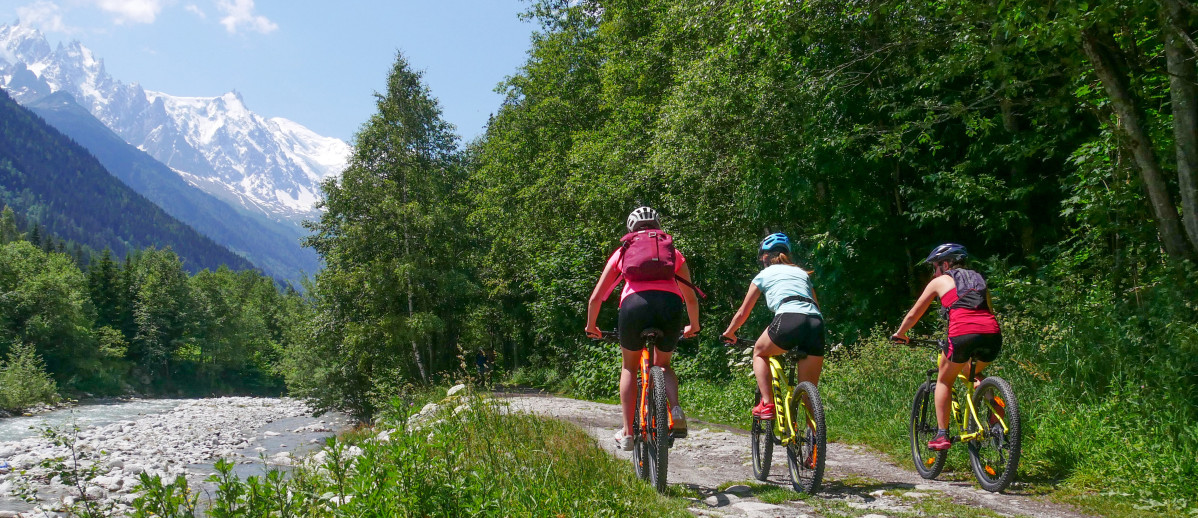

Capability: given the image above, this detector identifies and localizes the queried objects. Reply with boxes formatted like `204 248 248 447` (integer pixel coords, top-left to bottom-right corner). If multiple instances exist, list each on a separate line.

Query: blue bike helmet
760 233 791 253
922 243 967 264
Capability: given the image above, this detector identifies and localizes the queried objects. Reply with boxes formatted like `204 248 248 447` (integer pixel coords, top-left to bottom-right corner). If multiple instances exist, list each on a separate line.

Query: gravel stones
0 397 320 517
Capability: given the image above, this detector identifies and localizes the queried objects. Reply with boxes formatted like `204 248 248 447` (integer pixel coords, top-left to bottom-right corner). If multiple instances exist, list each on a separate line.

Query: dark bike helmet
922 243 968 264
760 233 791 253
626 206 660 232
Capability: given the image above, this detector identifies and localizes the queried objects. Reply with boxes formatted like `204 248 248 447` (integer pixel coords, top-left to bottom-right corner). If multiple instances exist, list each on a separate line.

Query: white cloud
216 0 277 35
185 4 206 19
15 1 69 32
89 0 165 24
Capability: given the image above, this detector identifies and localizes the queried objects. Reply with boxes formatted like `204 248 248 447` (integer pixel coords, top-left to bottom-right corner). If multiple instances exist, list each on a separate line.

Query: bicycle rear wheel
785 381 825 494
646 366 670 492
967 376 1021 492
909 381 946 479
751 388 774 481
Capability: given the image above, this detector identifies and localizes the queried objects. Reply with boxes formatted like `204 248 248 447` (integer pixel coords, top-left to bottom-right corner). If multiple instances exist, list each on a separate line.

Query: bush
0 342 60 412
134 395 688 517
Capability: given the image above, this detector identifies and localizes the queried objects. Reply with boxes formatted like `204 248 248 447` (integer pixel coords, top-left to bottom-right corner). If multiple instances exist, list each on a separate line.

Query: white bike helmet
626 206 660 232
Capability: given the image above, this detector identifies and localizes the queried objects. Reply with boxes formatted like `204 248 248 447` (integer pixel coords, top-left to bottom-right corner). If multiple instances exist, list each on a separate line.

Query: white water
0 399 186 442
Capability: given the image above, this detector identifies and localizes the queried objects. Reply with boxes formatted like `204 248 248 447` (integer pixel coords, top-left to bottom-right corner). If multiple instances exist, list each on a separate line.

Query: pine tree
89 249 121 329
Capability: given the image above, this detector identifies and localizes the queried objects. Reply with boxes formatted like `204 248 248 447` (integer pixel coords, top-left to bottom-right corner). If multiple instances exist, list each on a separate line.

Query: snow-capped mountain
0 23 349 223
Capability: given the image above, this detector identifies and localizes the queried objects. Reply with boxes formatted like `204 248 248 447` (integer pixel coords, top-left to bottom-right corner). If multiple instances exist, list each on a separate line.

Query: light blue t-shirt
751 264 820 316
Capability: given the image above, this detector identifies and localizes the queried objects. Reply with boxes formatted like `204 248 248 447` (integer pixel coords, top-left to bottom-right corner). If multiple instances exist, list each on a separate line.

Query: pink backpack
616 230 707 298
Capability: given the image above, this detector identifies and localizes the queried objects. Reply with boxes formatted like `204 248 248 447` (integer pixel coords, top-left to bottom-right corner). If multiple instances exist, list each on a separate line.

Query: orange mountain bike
597 329 679 493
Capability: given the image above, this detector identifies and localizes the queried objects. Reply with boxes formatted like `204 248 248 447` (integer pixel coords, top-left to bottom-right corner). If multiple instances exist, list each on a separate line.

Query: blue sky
0 0 536 143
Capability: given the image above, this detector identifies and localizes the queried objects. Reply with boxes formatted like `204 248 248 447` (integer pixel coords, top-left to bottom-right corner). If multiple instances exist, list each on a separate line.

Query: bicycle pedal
669 429 688 439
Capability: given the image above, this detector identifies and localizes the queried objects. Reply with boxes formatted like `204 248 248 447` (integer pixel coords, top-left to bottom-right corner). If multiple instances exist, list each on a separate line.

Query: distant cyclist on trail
585 206 701 451
891 243 1002 451
721 233 825 420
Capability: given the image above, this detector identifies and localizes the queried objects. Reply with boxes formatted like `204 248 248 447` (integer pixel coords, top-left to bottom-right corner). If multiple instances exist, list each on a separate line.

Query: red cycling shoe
752 400 776 420
927 432 952 451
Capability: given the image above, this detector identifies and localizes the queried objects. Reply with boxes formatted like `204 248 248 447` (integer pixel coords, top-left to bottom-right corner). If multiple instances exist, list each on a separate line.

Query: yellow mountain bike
901 338 1021 492
725 338 825 494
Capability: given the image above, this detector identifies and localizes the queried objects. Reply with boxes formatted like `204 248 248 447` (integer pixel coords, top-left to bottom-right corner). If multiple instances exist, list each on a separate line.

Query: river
0 397 349 517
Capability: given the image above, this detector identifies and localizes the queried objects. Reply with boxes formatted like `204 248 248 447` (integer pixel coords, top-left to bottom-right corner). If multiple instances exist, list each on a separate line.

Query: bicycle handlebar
722 337 756 349
591 330 690 343
892 337 943 350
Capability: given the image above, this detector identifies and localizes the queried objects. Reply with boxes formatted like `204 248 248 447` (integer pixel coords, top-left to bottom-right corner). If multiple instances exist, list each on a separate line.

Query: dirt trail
501 391 1094 518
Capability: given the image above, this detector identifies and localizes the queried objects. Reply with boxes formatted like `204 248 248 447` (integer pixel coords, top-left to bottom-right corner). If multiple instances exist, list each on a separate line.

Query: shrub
0 342 59 412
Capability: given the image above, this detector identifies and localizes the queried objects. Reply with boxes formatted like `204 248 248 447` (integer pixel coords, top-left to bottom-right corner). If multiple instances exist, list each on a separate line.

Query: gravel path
0 397 349 518
501 391 1095 518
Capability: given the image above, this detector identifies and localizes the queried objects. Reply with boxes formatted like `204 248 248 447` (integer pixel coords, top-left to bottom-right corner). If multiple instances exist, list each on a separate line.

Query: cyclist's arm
722 283 762 338
586 253 621 334
893 276 947 338
677 262 700 336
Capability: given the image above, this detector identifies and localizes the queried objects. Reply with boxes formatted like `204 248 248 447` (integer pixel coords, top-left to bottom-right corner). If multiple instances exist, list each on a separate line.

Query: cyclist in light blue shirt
721 233 826 420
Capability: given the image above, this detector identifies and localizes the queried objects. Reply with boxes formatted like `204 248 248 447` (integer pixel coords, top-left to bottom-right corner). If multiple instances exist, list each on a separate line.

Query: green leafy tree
0 205 19 244
299 52 473 420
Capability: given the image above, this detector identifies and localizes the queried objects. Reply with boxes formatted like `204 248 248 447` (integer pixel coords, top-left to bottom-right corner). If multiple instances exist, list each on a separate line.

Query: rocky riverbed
0 397 349 517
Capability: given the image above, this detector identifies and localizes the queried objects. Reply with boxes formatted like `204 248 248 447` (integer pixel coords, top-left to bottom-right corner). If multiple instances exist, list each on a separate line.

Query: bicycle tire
632 376 649 481
751 388 774 481
647 366 670 492
786 381 826 494
909 381 946 479
967 376 1021 492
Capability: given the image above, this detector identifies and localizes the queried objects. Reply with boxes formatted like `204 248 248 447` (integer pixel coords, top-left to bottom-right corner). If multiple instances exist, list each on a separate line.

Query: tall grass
133 393 688 517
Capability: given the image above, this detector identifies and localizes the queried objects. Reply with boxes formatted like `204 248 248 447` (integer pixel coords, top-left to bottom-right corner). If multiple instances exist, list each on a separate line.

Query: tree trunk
403 175 428 383
1082 29 1194 259
1163 0 1198 253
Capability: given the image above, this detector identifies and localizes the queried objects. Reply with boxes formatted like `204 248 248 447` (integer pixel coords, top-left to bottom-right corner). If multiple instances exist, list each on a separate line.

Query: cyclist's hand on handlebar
585 324 602 340
890 332 910 345
683 323 700 339
721 331 737 344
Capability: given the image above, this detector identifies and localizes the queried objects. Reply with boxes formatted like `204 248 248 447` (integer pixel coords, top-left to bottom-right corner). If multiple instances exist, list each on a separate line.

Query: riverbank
0 397 348 517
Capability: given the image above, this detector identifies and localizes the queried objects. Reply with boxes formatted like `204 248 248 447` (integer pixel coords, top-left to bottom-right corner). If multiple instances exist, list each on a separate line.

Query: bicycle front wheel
909 381 946 479
785 381 825 494
967 376 1021 492
631 376 649 481
751 388 774 481
647 366 670 492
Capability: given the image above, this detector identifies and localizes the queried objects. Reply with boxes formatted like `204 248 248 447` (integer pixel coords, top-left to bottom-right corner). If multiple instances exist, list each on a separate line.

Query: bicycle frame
914 341 1009 444
731 338 812 447
768 356 808 447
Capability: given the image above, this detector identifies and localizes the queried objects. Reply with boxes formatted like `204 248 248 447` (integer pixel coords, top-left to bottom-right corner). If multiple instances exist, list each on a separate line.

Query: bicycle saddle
640 328 664 342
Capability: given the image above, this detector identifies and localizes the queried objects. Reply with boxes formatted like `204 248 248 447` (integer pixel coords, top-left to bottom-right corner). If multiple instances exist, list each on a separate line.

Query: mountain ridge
0 87 255 273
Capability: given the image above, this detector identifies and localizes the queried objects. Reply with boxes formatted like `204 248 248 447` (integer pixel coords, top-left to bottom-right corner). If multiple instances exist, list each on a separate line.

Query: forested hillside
0 209 306 407
0 88 255 273
283 0 1198 514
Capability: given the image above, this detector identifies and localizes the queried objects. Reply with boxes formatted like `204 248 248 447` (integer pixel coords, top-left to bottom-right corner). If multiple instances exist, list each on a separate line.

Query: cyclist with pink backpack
585 207 702 450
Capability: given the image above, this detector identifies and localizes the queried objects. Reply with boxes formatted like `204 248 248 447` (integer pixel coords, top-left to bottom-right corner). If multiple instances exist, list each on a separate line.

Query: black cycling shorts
944 333 1002 364
618 291 684 352
766 313 825 357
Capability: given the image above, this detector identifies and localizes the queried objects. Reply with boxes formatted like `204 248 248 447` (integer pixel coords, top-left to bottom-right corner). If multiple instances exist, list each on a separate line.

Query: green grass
134 392 690 517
